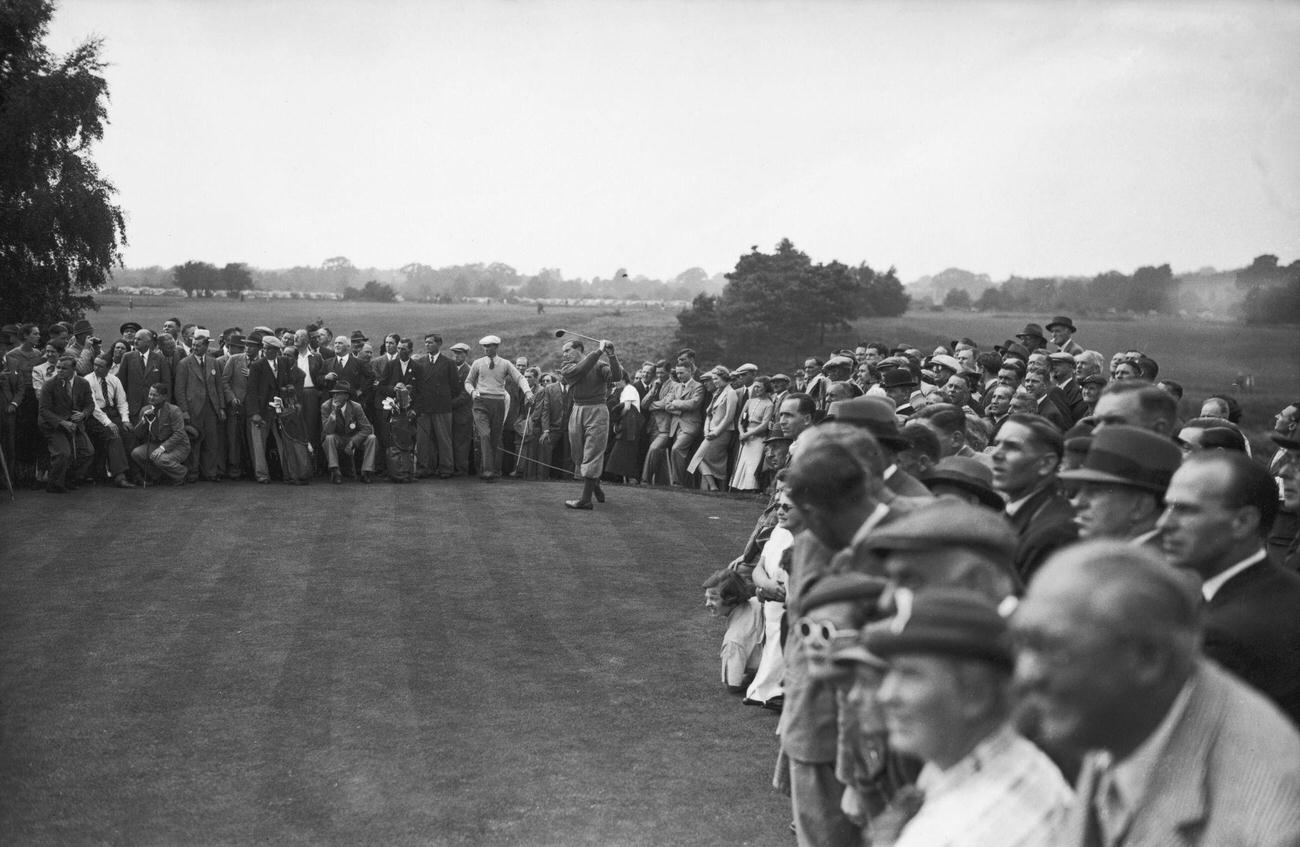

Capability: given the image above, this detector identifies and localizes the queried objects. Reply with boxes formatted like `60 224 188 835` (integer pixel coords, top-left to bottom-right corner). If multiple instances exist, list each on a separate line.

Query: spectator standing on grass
409 333 462 479
560 337 619 509
245 335 300 484
38 355 96 493
731 375 775 492
85 354 135 489
640 361 677 485
448 342 475 476
173 328 226 483
219 333 253 480
465 335 532 482
688 365 738 492
292 329 326 473
665 361 705 487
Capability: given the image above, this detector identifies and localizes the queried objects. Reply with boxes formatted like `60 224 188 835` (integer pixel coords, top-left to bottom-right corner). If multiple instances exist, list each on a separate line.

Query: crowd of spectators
4 313 1300 844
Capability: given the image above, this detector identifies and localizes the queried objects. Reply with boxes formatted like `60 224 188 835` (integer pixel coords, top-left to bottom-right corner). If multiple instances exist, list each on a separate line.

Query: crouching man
321 380 376 483
131 382 191 485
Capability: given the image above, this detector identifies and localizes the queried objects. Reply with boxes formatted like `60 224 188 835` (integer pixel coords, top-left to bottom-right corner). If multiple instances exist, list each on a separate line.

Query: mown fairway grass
0 479 791 846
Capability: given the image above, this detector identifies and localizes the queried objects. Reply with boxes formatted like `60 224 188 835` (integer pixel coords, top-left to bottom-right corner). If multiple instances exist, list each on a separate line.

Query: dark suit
1204 555 1300 726
1006 480 1078 586
327 353 370 401
409 353 463 477
451 360 474 474
1034 394 1069 432
245 355 302 482
320 397 376 473
174 352 225 480
130 399 190 483
118 350 170 422
1062 660 1300 847
220 352 253 478
37 375 95 488
1054 377 1088 425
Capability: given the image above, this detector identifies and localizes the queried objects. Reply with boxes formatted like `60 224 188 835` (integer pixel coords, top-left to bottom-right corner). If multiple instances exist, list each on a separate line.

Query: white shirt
86 371 128 426
1201 548 1267 602
297 350 315 388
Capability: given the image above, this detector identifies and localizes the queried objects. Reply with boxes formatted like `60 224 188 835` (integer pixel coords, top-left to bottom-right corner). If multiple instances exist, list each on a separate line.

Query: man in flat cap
868 588 1071 847
245 335 301 484
1060 424 1180 547
1157 451 1300 726
920 457 1003 511
1012 540 1300 846
464 335 532 482
1047 351 1088 424
448 342 475 475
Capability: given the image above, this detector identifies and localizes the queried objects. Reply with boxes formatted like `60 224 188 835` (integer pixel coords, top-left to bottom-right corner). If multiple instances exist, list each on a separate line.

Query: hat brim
1058 467 1166 493
920 474 1005 510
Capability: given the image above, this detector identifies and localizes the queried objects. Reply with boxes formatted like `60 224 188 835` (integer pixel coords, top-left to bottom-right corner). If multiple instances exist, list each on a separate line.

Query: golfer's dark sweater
561 351 621 406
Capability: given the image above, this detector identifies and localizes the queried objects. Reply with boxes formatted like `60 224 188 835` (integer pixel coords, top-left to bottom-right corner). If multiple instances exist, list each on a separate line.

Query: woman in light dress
729 375 774 491
745 473 799 708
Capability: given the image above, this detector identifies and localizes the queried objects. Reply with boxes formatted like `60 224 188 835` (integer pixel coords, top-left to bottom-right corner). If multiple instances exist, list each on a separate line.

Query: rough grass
0 479 791 846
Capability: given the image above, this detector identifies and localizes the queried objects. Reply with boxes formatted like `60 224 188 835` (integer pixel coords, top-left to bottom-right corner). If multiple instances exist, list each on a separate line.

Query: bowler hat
330 380 353 395
350 330 368 343
72 319 93 335
920 457 1003 510
822 396 910 451
1016 323 1046 342
1045 316 1076 333
879 368 918 390
865 588 1013 671
1059 424 1181 493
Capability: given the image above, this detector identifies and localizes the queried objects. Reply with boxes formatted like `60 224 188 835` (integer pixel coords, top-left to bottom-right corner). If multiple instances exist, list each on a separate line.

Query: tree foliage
220 262 253 294
1238 254 1300 325
343 280 398 302
173 260 220 297
672 293 724 363
675 239 907 361
0 0 126 325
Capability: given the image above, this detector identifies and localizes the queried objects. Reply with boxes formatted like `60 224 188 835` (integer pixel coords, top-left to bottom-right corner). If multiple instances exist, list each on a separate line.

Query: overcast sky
46 0 1300 282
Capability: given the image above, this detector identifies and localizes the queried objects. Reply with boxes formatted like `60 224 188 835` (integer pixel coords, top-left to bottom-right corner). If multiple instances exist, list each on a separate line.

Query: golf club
553 328 604 345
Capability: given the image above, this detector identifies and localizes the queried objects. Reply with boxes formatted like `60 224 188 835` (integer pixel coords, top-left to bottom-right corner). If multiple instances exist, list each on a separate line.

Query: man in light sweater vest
464 335 532 482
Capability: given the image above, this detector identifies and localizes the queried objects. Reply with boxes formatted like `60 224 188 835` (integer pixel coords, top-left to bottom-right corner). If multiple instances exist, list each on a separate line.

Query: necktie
99 376 108 408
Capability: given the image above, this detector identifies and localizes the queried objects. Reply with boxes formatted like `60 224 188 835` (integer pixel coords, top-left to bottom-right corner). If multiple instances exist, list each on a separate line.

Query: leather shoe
762 696 784 712
360 471 373 484
593 484 605 503
113 476 137 489
330 469 342 484
741 698 764 707
564 499 593 510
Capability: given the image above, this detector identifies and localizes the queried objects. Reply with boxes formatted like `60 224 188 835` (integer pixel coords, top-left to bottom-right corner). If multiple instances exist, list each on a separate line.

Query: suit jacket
384 355 418 390
320 399 374 439
1062 660 1300 847
886 465 934 498
246 356 303 421
641 379 677 438
666 377 705 436
173 353 223 419
1035 393 1070 431
1203 556 1300 726
1006 480 1078 585
118 350 171 421
293 349 327 393
221 353 253 407
1055 378 1089 424
37 375 95 433
409 354 464 414
327 354 371 400
133 400 189 453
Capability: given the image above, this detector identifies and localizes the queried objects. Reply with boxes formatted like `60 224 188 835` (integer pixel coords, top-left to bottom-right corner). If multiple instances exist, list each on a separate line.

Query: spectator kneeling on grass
701 566 762 694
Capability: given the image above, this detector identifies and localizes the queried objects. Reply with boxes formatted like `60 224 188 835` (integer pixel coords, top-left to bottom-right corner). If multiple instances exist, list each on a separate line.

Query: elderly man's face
996 368 1021 390
333 337 349 356
942 375 970 407
294 329 309 349
1156 461 1249 579
1070 482 1150 540
1050 326 1072 346
877 654 972 768
1010 561 1135 753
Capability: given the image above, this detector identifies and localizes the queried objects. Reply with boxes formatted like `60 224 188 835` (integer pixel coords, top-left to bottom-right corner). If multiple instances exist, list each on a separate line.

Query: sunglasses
797 619 858 648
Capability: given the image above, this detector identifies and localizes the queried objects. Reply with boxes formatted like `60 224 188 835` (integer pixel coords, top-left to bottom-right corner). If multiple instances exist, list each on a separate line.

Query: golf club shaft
557 329 603 345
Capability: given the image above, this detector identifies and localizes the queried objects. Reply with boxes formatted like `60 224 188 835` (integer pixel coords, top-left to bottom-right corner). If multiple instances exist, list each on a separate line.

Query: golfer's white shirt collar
1201 548 1267 601
884 464 897 481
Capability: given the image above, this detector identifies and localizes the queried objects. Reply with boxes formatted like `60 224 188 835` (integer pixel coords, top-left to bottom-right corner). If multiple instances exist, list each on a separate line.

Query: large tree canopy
0 0 126 326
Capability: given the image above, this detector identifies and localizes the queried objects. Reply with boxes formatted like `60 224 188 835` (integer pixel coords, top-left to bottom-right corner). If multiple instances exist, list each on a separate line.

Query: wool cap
865 497 1017 565
920 456 1003 510
796 573 889 617
866 587 1013 671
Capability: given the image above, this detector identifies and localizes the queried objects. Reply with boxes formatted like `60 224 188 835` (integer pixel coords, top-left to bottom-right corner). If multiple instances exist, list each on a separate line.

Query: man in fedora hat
1015 323 1047 354
67 318 99 375
825 395 933 499
1060 424 1181 546
868 588 1071 847
920 456 1003 511
322 380 376 484
880 368 919 418
1045 316 1083 356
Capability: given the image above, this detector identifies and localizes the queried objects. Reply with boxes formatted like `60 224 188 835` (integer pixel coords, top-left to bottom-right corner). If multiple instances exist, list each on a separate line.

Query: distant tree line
949 264 1181 315
170 261 254 297
674 239 910 362
1237 255 1300 325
